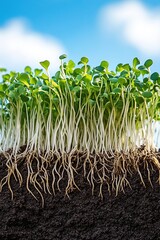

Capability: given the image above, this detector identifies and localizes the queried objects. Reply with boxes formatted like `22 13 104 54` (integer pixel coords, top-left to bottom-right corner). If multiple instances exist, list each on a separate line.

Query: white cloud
99 1 160 55
0 19 66 72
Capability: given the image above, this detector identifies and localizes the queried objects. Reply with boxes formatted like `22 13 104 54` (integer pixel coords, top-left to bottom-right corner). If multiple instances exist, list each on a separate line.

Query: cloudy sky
0 0 160 73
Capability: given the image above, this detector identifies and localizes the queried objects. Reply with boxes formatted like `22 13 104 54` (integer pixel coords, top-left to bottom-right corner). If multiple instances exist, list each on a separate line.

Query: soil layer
0 161 160 240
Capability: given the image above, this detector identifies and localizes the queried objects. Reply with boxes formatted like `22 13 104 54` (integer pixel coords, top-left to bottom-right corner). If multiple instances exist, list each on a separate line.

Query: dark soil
0 159 160 240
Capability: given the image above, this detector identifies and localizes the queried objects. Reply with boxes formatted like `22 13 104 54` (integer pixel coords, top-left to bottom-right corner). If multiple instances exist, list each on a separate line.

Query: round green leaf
73 68 83 76
17 86 25 95
19 73 30 87
34 69 43 76
113 88 121 93
109 77 118 83
39 60 50 71
133 57 140 68
30 77 37 85
100 60 109 69
144 59 153 68
94 66 104 72
24 66 32 73
80 57 89 64
123 64 131 72
116 63 123 72
68 60 75 69
142 91 153 98
59 54 67 60
118 77 127 85
72 86 81 92
82 74 92 83
41 73 49 80
150 72 159 81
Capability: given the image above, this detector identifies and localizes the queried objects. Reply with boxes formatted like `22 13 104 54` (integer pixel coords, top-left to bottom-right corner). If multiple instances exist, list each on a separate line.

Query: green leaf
34 69 43 76
30 77 37 85
94 66 104 72
157 78 160 85
138 65 146 70
55 71 61 80
80 57 89 64
123 64 131 71
0 84 3 92
0 68 7 72
100 61 109 69
136 96 144 104
41 73 49 80
116 63 123 72
59 79 66 85
120 70 129 77
2 74 10 81
141 69 149 75
143 77 148 83
0 83 7 92
150 72 159 81
142 91 153 98
82 74 92 83
68 60 75 69
19 73 30 87
72 86 81 92
144 59 153 68
8 91 16 99
42 86 49 91
133 69 141 77
73 68 83 76
91 85 100 91
118 77 127 85
51 80 59 88
20 95 29 102
138 65 149 75
17 86 25 95
113 88 121 93
133 57 140 68
39 60 50 71
109 77 118 83
8 84 15 91
88 99 95 105
103 93 109 99
24 66 32 73
59 54 67 60
0 91 5 98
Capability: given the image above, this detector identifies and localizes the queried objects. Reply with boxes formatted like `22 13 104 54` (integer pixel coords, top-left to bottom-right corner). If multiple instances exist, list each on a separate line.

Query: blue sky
0 0 160 73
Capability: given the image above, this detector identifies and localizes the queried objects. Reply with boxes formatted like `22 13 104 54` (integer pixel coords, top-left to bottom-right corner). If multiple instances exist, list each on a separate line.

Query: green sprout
0 56 160 205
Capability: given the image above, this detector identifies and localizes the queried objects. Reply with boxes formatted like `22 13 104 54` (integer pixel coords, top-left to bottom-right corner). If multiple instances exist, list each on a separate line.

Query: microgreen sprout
0 56 160 205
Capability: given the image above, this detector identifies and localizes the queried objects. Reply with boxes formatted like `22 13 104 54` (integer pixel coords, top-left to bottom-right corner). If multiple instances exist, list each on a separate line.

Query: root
0 146 160 206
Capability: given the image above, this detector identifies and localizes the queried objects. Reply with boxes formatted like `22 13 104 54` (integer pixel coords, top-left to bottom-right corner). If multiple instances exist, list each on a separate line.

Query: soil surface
0 161 160 240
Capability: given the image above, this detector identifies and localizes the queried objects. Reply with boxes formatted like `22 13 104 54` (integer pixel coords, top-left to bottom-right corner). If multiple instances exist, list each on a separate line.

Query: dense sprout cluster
0 55 160 204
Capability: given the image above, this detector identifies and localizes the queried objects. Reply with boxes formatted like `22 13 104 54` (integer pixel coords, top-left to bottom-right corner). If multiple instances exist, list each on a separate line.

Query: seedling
0 56 160 205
